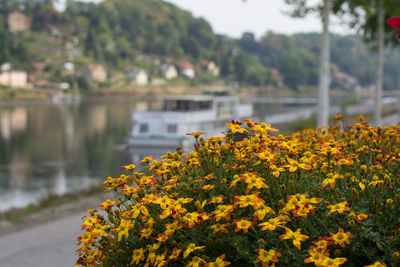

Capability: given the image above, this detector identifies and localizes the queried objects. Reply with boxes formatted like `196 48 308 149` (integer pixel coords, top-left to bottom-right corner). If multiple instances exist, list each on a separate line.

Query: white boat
127 88 253 149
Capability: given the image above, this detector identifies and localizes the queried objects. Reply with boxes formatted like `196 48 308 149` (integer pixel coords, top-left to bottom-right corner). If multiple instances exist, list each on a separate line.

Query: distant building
161 64 178 80
270 68 284 87
127 68 148 86
199 60 220 77
331 64 359 90
8 11 30 32
0 69 28 88
179 61 195 79
1 63 11 72
83 64 107 83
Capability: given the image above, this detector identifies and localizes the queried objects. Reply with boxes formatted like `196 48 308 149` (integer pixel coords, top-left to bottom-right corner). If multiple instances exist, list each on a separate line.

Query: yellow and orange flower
254 249 281 267
279 227 309 250
233 217 254 233
329 228 354 247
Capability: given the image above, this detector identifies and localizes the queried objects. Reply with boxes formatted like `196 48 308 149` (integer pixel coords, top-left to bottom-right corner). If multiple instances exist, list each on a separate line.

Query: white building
161 64 178 80
0 70 28 88
179 61 195 79
127 68 148 86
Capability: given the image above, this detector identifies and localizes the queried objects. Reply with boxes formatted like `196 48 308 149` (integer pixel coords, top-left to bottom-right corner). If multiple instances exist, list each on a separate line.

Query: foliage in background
77 118 400 266
1 0 400 89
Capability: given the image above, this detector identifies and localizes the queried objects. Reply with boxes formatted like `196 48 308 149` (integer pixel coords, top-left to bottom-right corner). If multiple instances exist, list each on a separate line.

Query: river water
0 96 309 212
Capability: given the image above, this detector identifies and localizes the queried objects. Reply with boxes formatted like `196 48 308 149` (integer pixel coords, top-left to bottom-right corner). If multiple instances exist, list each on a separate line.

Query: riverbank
0 186 111 237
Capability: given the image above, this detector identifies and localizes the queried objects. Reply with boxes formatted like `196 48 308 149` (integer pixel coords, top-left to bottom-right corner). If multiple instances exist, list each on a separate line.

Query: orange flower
186 131 205 138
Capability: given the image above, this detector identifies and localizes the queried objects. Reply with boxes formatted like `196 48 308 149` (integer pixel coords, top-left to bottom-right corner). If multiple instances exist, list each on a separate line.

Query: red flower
387 17 400 29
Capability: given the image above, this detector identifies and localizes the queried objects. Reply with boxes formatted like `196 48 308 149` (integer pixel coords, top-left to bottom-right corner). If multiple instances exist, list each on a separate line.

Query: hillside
0 0 399 92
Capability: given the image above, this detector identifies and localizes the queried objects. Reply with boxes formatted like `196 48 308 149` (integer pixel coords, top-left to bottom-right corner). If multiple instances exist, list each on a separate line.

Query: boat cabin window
139 123 148 133
167 124 177 133
163 100 212 111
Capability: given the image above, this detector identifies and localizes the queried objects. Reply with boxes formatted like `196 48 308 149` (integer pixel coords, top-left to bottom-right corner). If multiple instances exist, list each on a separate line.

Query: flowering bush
77 117 400 266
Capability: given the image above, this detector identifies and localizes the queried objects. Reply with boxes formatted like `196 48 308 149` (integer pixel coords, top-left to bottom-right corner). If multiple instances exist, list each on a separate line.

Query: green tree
280 52 309 90
0 20 10 64
333 0 399 125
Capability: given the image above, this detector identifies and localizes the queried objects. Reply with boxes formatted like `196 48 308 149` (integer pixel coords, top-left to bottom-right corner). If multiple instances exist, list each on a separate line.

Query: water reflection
0 99 137 211
0 95 320 212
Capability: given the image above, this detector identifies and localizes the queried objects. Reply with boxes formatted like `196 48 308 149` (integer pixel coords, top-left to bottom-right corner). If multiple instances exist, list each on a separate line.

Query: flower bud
386 198 393 207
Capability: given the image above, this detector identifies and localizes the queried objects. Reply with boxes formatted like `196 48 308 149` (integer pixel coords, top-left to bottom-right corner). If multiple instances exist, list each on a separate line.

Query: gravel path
0 213 84 267
0 193 111 266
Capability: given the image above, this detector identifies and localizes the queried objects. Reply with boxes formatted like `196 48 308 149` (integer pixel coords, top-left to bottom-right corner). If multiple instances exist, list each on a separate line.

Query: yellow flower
130 248 146 265
254 249 281 266
116 219 134 242
258 216 286 231
241 172 269 193
234 193 265 210
209 223 230 234
251 122 278 134
327 201 350 215
285 157 312 172
304 246 329 266
321 173 343 189
183 243 205 259
208 254 231 267
168 248 181 261
187 256 207 267
253 203 276 220
213 205 235 221
121 164 136 170
209 195 225 204
279 227 309 250
321 257 347 267
364 262 387 267
329 228 353 247
186 131 205 138
233 217 254 233
154 251 167 267
225 122 248 134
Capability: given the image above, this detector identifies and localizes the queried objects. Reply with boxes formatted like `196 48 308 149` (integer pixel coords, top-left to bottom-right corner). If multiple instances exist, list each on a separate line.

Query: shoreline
0 187 111 237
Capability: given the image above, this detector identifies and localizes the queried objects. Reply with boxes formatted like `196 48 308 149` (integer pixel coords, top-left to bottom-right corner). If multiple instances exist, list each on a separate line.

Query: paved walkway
0 212 84 267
